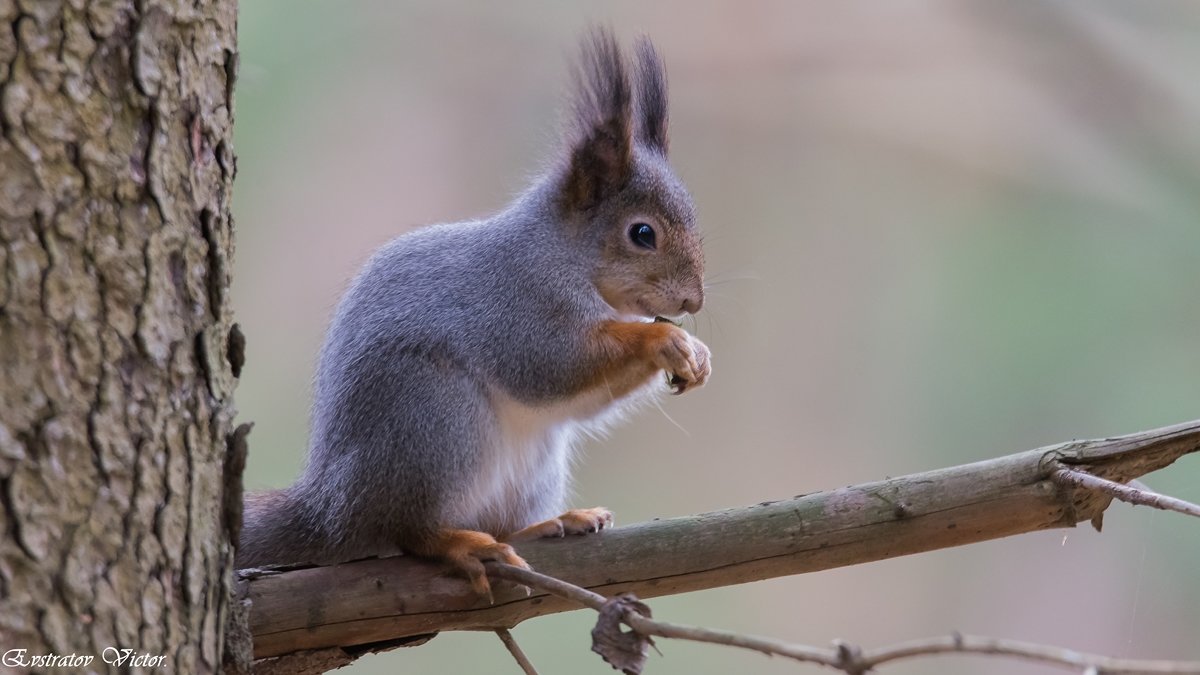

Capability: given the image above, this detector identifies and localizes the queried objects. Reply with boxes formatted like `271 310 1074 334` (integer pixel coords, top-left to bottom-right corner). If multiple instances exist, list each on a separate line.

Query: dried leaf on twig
592 593 656 674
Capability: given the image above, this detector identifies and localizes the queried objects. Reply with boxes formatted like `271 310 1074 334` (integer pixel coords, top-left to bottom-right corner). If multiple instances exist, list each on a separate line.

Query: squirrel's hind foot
417 529 529 603
505 507 614 542
558 507 614 534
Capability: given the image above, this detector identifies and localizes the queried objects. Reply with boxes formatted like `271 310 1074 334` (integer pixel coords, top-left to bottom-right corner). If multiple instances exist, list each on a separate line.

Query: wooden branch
244 419 1200 661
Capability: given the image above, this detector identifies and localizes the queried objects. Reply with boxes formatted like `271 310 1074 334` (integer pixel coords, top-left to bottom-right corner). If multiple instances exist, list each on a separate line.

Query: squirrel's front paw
653 327 711 394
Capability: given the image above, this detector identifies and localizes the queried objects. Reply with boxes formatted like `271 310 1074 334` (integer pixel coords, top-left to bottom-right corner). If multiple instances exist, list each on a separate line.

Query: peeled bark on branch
244 419 1200 662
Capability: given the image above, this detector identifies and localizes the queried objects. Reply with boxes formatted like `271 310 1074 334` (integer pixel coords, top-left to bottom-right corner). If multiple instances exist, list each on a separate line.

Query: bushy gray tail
236 489 318 568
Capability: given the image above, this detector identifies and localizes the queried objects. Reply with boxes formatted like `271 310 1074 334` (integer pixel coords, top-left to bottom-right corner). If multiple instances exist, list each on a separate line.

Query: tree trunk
0 2 239 671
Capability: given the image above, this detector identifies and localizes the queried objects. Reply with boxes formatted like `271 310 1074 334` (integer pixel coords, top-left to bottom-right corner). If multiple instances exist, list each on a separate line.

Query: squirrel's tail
236 488 318 568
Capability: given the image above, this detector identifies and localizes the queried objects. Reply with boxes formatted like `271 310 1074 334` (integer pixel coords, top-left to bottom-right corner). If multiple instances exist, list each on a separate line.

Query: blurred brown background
233 2 1200 673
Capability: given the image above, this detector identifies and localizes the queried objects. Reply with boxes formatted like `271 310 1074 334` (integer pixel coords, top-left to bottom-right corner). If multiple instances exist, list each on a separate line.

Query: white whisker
651 396 690 437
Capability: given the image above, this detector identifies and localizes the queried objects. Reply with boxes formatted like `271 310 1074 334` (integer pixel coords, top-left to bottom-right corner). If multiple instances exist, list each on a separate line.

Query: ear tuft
562 27 634 212
634 36 669 155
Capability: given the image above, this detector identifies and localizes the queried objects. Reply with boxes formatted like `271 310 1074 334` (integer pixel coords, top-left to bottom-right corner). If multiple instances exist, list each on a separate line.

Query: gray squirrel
237 29 710 598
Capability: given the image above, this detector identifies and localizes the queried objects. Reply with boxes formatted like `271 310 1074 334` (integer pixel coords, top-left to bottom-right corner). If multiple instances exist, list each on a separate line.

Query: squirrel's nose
680 292 704 315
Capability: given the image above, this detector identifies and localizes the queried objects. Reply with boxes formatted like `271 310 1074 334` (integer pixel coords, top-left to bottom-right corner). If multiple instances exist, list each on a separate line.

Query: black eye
629 222 656 250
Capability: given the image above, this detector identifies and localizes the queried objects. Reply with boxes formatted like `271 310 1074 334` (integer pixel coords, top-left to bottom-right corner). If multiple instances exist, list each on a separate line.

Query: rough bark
244 419 1200 662
0 1 239 671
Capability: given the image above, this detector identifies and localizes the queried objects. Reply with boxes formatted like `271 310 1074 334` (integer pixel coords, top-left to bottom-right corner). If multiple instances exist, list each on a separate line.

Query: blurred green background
233 2 1200 674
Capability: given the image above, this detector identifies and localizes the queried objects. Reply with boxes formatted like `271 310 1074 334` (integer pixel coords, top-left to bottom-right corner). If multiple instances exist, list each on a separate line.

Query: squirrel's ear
634 37 669 155
562 28 633 211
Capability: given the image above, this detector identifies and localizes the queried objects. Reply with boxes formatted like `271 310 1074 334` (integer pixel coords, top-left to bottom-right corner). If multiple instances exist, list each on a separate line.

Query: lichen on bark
0 1 240 671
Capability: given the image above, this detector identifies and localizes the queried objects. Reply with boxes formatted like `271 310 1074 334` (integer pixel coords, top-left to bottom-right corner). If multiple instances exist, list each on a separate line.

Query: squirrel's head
554 30 704 320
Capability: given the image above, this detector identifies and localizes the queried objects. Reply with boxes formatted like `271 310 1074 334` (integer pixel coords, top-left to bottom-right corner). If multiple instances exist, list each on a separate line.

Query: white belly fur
447 378 663 535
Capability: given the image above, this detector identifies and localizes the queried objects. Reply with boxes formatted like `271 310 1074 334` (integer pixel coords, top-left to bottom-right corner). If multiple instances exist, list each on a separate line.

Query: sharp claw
472 578 494 604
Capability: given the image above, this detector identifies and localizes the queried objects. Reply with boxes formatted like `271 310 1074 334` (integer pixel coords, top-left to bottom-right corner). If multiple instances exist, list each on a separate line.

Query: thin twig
861 633 1200 673
488 563 838 668
625 615 838 668
487 563 1200 674
1053 467 1200 520
494 628 540 675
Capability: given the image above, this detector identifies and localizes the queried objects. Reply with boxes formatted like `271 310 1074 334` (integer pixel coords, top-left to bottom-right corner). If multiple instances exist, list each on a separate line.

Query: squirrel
237 28 710 599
